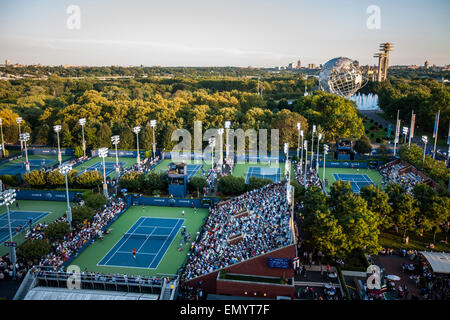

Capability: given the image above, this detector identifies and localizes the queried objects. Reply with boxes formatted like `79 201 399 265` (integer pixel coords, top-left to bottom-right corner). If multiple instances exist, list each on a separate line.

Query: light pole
150 120 157 158
299 130 304 174
402 127 408 145
133 126 141 167
19 133 30 173
432 110 440 160
111 135 120 179
0 189 17 279
296 123 301 159
98 147 109 197
422 136 428 163
316 133 322 173
323 144 329 184
284 142 289 181
59 164 72 230
209 137 216 171
225 121 231 163
16 117 23 151
303 140 308 182
218 128 224 171
54 125 62 166
79 118 86 158
310 125 316 171
0 118 5 158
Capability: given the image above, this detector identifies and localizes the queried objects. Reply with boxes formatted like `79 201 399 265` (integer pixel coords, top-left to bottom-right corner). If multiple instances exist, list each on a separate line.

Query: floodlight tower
59 164 73 230
402 127 409 144
284 142 290 181
53 125 62 166
316 133 322 172
299 130 304 174
16 117 23 151
98 147 109 197
310 125 316 171
111 135 120 179
422 136 428 163
79 118 87 158
323 144 329 183
218 128 224 169
296 123 301 159
379 43 394 81
303 140 308 182
224 121 231 162
0 118 5 158
133 126 141 166
0 189 17 279
19 133 30 173
150 120 157 158
209 137 216 171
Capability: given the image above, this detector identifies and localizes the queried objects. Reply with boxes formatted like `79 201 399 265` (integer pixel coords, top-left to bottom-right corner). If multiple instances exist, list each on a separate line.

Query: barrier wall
315 160 370 169
90 149 140 158
16 189 81 202
128 194 219 208
7 146 74 156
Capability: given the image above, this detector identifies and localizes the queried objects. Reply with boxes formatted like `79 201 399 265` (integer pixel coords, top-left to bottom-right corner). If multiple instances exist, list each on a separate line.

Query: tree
246 176 272 192
354 135 372 154
24 170 46 187
45 221 70 241
97 123 112 148
74 145 84 158
391 193 419 242
377 141 390 162
83 192 108 209
119 171 145 192
189 176 207 197
309 208 346 257
360 184 393 230
61 122 73 147
71 205 95 225
46 170 65 186
76 171 101 188
217 175 246 196
17 239 51 262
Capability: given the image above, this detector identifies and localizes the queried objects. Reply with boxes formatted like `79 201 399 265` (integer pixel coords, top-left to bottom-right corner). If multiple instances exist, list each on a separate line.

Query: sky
0 0 449 67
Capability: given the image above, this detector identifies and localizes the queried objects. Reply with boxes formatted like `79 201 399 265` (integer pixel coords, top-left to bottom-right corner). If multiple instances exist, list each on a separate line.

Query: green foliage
44 221 70 241
0 174 18 187
246 176 273 192
188 176 207 197
82 192 108 209
76 170 101 188
71 205 95 224
360 184 393 230
74 145 84 158
23 170 46 187
353 135 372 154
46 170 65 186
217 175 246 196
17 239 51 262
119 171 145 192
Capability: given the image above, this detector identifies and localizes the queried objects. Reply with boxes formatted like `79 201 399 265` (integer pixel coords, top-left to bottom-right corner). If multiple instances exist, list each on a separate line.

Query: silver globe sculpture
319 57 367 98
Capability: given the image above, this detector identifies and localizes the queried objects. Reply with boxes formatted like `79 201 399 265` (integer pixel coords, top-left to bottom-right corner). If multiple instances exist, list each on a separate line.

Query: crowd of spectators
180 181 292 281
294 162 322 189
380 161 425 193
38 197 126 269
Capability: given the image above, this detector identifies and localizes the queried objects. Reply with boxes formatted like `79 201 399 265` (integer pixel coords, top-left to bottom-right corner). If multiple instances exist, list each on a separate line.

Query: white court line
148 218 184 269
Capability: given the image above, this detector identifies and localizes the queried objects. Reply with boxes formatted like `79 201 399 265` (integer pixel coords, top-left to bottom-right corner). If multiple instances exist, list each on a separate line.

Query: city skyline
0 0 449 67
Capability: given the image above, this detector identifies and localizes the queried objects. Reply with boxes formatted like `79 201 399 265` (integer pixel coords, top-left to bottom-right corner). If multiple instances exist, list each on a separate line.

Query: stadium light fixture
296 123 301 159
323 144 329 183
422 135 428 163
16 117 23 151
316 133 323 172
299 130 304 173
150 120 157 157
0 118 5 158
54 125 62 166
402 126 409 144
224 121 231 162
111 135 120 177
217 128 224 167
78 118 87 158
209 137 216 171
303 140 308 182
133 126 141 166
0 189 17 279
310 125 316 171
19 132 30 173
98 147 109 197
59 164 73 229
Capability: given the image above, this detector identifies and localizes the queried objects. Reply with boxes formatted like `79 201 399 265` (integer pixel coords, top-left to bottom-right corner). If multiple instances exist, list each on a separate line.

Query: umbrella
386 275 400 281
120 188 128 193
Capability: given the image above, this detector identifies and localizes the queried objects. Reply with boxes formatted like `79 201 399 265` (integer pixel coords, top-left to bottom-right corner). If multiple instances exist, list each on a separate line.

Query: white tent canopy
419 251 450 274
24 287 159 300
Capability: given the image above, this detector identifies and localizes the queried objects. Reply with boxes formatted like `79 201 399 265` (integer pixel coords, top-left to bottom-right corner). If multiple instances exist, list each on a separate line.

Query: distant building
287 62 293 70
424 60 430 69
5 59 10 66
308 63 316 69
296 60 301 69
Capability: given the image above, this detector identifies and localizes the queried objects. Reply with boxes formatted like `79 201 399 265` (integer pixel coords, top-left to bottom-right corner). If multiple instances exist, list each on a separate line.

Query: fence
127 194 219 208
15 189 81 201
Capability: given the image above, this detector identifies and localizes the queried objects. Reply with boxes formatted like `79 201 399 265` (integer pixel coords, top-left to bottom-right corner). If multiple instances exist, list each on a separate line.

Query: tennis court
0 210 50 243
98 217 184 269
76 161 126 177
333 173 375 193
245 166 281 183
0 153 74 175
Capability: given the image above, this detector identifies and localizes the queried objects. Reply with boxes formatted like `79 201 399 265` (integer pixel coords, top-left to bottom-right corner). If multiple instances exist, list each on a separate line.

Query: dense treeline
0 75 364 153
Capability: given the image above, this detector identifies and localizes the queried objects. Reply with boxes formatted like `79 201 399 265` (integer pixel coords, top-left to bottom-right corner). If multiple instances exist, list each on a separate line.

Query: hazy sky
0 0 449 67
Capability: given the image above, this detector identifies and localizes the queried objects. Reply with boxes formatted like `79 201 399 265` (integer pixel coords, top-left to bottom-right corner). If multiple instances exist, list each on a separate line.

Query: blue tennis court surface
333 173 374 193
0 159 56 176
98 217 184 269
246 167 281 183
0 211 50 243
77 161 126 176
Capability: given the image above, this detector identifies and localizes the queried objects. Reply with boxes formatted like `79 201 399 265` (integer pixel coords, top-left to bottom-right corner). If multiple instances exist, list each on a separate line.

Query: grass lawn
318 167 384 193
73 156 137 179
68 205 208 277
379 229 450 253
0 200 71 256
363 120 390 142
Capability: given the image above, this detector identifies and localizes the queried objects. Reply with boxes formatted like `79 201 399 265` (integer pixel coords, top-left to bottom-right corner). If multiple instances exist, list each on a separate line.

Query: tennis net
123 233 171 241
